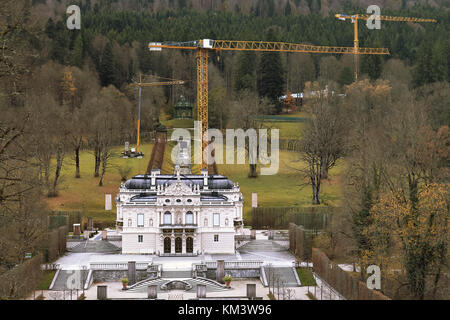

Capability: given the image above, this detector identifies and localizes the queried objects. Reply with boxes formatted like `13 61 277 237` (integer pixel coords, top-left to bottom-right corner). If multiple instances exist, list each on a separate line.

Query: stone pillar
102 230 107 240
105 194 112 210
73 224 81 236
216 260 225 284
148 285 157 299
246 284 256 299
128 261 136 285
197 284 206 298
97 285 107 300
268 230 274 240
250 229 256 240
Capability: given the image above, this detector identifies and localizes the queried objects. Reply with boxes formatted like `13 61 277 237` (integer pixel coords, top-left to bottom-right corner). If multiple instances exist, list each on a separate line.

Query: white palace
115 167 245 255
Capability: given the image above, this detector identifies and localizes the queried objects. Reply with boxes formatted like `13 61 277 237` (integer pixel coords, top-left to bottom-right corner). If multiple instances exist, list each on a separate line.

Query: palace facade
115 168 244 255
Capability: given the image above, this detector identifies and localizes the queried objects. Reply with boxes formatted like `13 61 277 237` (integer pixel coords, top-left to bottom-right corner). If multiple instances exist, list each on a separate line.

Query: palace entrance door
186 237 193 253
175 237 182 253
164 237 171 254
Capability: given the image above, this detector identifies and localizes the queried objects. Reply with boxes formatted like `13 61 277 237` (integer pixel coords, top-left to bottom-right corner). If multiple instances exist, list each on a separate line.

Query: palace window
137 214 144 227
128 219 132 227
186 211 194 224
213 213 220 227
225 218 229 226
149 219 153 226
214 235 219 242
204 218 208 227
138 235 143 243
164 211 172 225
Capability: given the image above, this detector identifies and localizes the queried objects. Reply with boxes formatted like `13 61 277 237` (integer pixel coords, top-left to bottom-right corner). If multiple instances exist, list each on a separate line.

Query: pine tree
338 66 353 87
99 42 115 87
257 29 284 112
258 52 284 113
71 33 84 68
235 52 256 92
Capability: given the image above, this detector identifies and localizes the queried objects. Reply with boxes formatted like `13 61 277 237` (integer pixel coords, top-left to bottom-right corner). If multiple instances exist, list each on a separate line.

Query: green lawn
38 270 56 290
296 267 317 287
45 113 343 226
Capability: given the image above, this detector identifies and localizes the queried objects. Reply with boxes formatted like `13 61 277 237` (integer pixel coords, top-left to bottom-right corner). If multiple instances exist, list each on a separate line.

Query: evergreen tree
413 41 434 87
71 33 84 68
99 42 115 87
257 52 284 113
235 52 256 92
257 29 284 112
338 66 353 87
361 39 383 80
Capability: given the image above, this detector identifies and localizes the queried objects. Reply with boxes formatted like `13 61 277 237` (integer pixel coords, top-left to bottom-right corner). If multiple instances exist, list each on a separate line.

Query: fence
90 262 152 270
49 211 82 232
279 139 302 152
204 261 264 269
251 206 333 230
312 248 390 300
0 254 43 299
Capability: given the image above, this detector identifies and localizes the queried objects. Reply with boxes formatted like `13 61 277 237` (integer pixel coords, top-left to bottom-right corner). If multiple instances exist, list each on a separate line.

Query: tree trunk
311 179 321 205
50 143 64 197
75 146 80 178
99 153 107 186
94 146 100 177
249 164 258 178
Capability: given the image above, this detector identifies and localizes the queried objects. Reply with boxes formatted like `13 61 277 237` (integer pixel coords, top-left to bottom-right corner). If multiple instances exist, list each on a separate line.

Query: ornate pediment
163 181 197 196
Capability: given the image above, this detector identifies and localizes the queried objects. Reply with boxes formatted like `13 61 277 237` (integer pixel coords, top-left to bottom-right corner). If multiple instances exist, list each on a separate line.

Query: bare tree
229 90 274 177
295 82 348 204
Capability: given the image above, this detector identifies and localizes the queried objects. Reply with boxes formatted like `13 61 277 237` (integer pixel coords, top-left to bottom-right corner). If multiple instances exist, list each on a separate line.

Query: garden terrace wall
251 206 332 230
312 248 390 300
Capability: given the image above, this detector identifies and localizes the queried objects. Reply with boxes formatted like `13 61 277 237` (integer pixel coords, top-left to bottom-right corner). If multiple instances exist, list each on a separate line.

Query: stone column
128 261 136 285
197 284 206 298
216 260 225 283
251 229 256 240
148 285 157 299
97 285 107 300
246 284 256 299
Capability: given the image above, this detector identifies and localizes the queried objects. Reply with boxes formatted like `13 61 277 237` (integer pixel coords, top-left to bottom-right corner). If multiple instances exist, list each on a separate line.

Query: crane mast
336 13 437 80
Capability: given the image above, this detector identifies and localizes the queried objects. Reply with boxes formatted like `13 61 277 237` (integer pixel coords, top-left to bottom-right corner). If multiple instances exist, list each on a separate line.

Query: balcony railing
159 223 198 227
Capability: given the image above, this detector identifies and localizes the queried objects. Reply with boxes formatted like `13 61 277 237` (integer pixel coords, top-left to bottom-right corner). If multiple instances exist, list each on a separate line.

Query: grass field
296 267 317 286
44 112 343 225
38 270 56 290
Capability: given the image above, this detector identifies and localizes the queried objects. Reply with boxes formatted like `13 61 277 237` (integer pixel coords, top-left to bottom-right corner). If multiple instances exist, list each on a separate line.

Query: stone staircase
126 270 229 293
68 240 120 253
238 240 287 252
51 270 88 290
161 270 192 279
264 267 300 287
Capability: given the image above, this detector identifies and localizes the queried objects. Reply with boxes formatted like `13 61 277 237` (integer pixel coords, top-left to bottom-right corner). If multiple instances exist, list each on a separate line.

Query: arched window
164 211 172 225
186 211 194 225
149 219 153 226
204 218 208 227
128 219 132 227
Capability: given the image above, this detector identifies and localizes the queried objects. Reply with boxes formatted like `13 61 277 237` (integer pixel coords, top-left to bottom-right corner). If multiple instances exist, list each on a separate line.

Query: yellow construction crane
125 74 185 158
149 39 390 171
335 13 437 80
